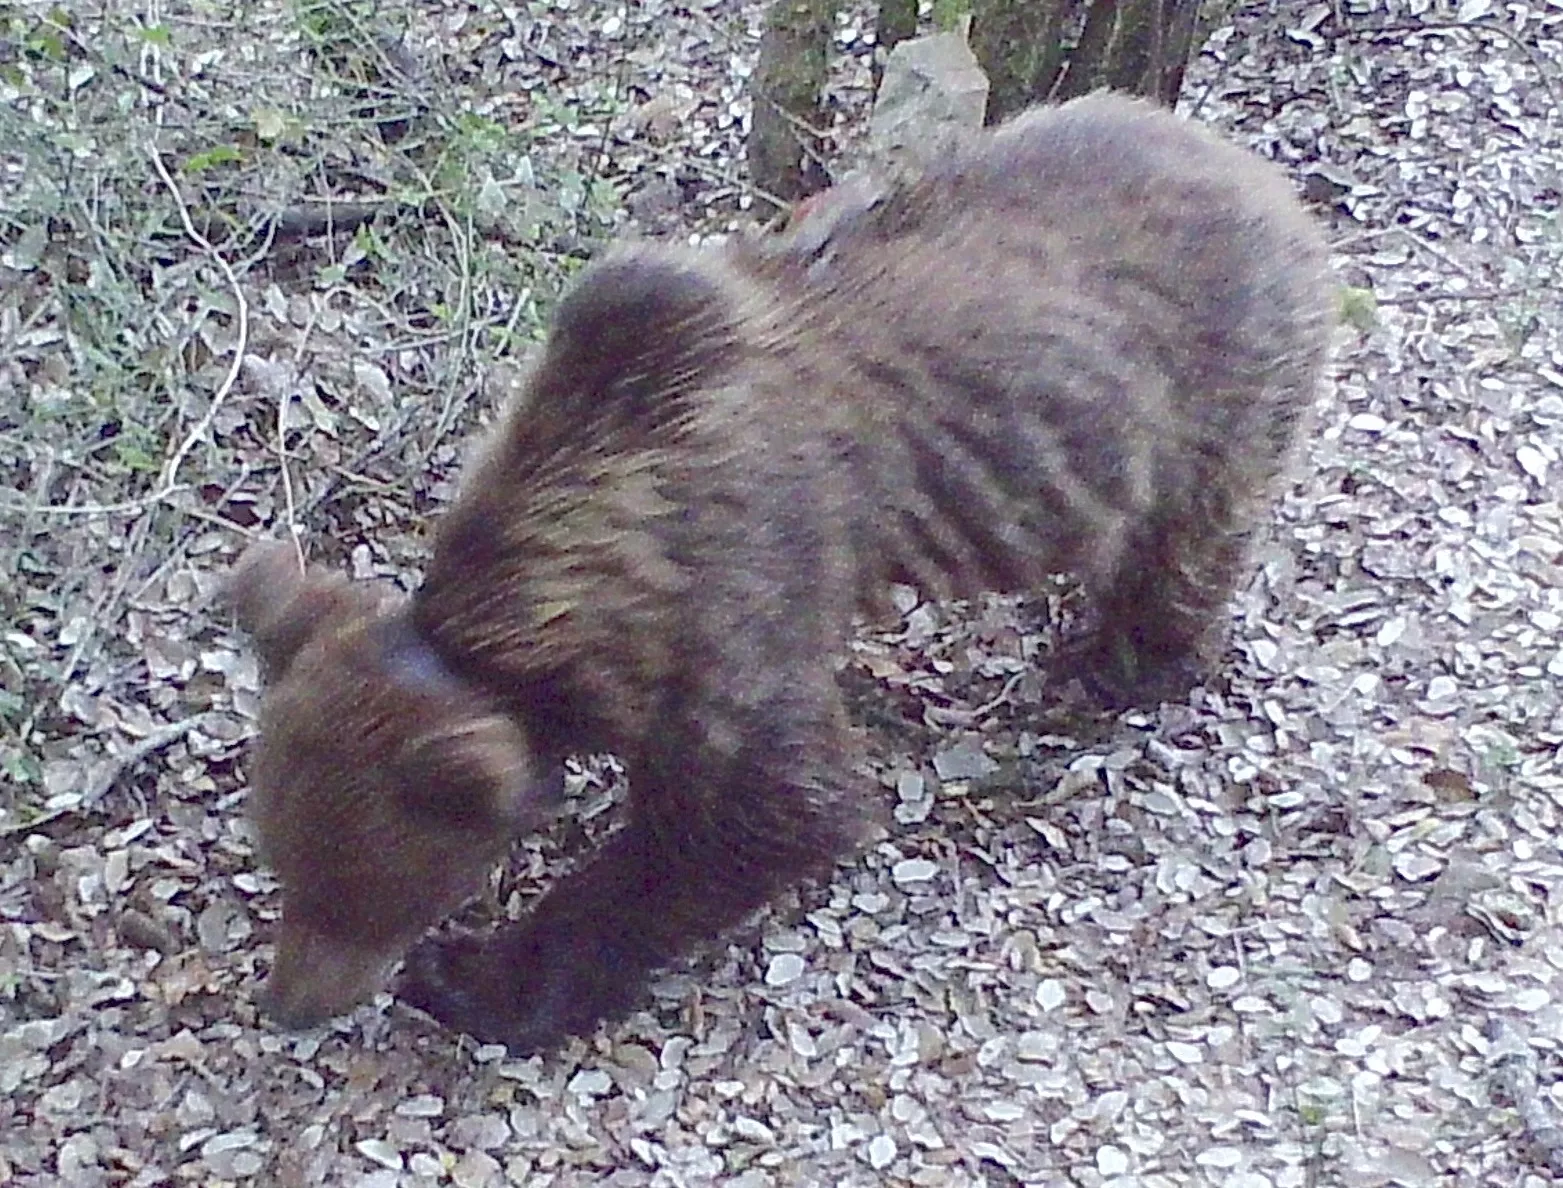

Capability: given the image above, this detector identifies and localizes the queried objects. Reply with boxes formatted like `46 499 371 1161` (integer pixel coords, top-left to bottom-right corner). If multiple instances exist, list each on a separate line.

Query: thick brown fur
229 93 1333 1053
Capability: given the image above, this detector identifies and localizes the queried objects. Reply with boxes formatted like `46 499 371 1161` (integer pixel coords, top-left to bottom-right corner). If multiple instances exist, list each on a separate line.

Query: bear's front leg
398 756 865 1054
396 855 655 1053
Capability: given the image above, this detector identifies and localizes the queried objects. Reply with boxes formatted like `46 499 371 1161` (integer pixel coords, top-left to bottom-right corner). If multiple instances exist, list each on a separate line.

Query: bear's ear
396 716 547 833
224 541 355 677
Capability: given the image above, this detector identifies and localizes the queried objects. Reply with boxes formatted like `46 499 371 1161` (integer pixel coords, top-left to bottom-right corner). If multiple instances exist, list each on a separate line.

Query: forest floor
2 0 1563 1185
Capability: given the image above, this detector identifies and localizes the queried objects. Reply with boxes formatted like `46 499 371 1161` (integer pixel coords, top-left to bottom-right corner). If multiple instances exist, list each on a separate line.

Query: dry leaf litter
2 0 1562 1185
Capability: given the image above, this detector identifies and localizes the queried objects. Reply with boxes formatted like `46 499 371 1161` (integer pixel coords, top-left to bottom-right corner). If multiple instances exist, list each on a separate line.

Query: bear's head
225 541 544 1029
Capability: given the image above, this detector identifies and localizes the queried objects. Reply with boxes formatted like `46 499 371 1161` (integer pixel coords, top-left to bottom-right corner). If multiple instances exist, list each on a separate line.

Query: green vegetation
0 0 621 807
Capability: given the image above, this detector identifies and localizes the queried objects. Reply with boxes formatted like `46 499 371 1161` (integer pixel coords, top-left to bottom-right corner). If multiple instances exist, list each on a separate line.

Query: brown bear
227 92 1333 1053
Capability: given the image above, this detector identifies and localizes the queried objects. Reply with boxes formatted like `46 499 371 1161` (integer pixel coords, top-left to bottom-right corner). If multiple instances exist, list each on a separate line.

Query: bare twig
924 671 1027 728
82 714 211 808
145 144 250 497
1 714 210 836
1395 226 1483 282
0 148 251 520
1375 287 1532 305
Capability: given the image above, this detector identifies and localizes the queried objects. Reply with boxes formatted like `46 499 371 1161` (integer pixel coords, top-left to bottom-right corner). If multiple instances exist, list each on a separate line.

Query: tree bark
970 0 1201 122
750 0 840 203
1057 0 1200 104
969 0 1066 123
874 0 918 91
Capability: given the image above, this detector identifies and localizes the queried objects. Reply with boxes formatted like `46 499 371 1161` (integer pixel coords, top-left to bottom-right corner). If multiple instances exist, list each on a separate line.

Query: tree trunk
874 0 918 91
750 0 840 203
970 0 1202 122
969 0 1066 123
1058 0 1200 104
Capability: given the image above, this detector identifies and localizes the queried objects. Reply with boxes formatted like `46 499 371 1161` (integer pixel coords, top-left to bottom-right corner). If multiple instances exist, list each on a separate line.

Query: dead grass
0 0 627 822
